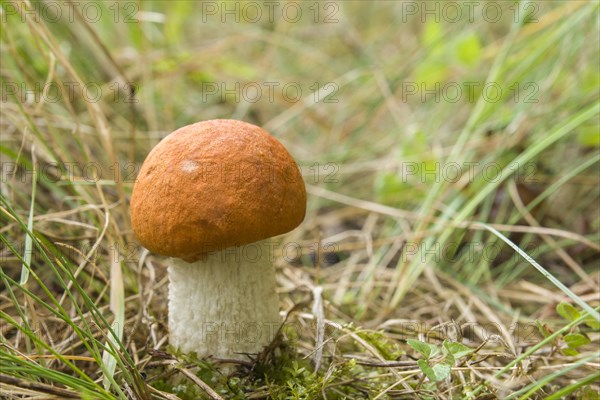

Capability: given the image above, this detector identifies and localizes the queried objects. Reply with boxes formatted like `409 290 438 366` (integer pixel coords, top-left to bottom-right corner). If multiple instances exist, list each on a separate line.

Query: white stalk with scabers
130 119 306 361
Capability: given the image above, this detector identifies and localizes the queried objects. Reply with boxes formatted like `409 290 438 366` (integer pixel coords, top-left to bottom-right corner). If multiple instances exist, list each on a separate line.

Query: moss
150 341 371 399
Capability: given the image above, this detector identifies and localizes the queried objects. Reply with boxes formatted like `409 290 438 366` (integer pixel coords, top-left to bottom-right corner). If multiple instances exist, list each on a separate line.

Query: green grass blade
469 308 599 398
544 371 600 400
475 223 599 321
508 353 600 400
102 247 126 391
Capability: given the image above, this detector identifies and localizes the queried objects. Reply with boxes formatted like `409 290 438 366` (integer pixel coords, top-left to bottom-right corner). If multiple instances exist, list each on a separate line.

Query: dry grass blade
311 286 325 371
19 144 36 285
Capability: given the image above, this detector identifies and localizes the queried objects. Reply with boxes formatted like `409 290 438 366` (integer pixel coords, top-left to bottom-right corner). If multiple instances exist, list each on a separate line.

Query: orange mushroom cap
130 119 306 262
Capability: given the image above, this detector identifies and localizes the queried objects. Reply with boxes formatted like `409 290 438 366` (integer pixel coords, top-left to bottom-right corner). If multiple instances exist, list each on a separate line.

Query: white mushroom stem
168 240 281 360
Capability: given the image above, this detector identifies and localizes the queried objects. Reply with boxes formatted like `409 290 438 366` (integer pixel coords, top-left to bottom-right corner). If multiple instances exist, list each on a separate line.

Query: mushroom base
168 240 281 361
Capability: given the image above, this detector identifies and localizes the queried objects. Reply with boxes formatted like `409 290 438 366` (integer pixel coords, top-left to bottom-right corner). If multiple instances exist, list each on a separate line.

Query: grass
1 0 599 398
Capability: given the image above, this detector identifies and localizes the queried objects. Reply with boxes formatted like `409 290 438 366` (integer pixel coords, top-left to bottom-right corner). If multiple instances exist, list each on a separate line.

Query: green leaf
561 347 579 356
577 125 600 147
218 57 257 80
564 333 591 348
443 340 474 359
375 172 406 203
412 130 429 154
407 339 440 359
456 33 482 66
557 302 581 322
418 359 451 382
417 359 434 378
422 21 442 47
413 62 449 87
442 352 455 367
432 363 452 381
584 317 600 330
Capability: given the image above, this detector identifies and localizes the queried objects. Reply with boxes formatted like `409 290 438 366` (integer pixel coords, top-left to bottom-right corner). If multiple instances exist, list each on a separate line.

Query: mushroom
130 119 306 360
